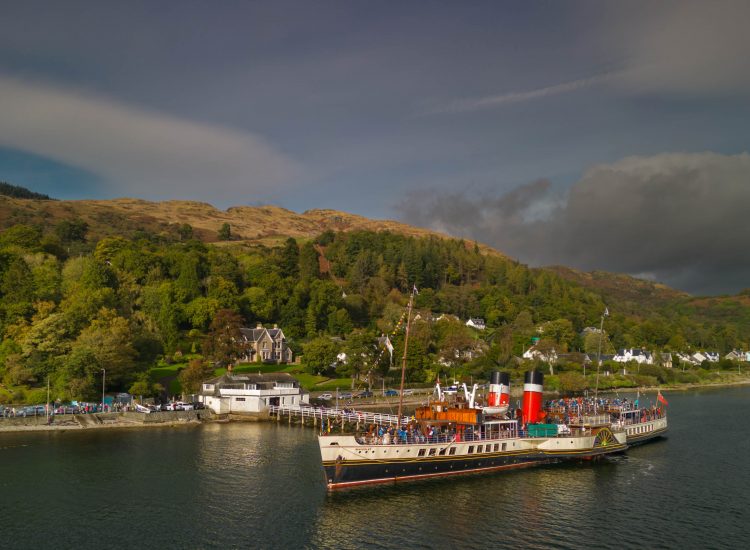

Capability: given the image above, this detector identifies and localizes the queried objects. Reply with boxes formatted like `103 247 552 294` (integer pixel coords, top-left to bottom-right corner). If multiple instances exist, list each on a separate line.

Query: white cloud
424 73 614 115
0 75 299 201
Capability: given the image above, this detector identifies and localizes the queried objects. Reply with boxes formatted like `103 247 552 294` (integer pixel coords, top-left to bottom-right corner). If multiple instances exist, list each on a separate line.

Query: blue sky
1 1 749 294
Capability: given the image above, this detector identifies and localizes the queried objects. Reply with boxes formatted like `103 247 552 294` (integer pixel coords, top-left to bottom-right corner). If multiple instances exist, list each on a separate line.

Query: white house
704 352 720 363
676 352 698 365
523 345 558 363
725 350 750 362
613 349 654 365
199 372 309 414
466 318 486 330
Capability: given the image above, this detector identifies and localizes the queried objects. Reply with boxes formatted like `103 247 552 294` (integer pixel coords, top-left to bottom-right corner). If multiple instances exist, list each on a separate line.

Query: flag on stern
657 391 668 406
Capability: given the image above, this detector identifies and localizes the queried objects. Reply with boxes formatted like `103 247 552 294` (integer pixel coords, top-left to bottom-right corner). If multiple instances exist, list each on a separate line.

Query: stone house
239 323 293 364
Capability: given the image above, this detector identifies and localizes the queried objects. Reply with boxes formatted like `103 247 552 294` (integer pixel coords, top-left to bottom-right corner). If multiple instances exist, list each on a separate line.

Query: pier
268 404 408 430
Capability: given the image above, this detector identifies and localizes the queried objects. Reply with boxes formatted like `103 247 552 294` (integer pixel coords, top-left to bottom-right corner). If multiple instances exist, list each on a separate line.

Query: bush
676 371 700 384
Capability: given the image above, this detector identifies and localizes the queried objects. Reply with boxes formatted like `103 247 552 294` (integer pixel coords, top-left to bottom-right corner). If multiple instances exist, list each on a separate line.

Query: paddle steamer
319 370 628 489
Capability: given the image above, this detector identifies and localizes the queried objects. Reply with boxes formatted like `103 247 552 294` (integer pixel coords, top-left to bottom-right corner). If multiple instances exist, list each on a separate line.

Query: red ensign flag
657 391 668 406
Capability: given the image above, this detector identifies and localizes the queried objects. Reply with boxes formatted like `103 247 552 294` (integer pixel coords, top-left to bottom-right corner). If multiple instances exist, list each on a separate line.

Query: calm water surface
2 387 749 549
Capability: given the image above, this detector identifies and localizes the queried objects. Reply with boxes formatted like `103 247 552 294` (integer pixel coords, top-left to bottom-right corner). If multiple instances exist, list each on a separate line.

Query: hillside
2 192 750 405
0 196 494 250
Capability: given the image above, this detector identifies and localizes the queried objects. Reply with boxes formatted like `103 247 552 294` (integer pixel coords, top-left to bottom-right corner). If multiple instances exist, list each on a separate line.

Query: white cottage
199 372 309 414
466 318 486 330
613 349 654 365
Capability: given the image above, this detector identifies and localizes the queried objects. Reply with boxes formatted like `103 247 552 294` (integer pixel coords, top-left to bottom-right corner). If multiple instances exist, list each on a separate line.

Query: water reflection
1 388 749 549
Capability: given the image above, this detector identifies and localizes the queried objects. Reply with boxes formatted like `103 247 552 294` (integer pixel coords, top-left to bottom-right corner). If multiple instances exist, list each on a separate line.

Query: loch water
1 386 749 549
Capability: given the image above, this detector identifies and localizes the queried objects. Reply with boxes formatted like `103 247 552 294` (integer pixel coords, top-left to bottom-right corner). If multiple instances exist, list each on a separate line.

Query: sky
1 1 749 295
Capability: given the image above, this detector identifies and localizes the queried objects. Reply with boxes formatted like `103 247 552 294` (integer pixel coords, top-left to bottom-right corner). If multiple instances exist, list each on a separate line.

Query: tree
299 242 320 281
55 219 89 243
202 309 244 367
558 372 587 393
129 372 162 399
341 330 376 381
302 336 338 375
72 308 138 388
328 308 353 336
178 224 193 241
178 358 215 395
218 223 231 241
279 237 299 278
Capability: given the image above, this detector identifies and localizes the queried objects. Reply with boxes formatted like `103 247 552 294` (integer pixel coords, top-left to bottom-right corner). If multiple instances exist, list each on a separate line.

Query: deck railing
268 404 408 426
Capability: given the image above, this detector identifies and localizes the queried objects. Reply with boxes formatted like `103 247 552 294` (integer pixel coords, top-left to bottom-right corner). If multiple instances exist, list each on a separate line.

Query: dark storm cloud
397 153 750 295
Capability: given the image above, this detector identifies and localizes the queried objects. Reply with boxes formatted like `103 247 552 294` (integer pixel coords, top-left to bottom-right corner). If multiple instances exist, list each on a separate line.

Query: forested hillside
1 209 749 403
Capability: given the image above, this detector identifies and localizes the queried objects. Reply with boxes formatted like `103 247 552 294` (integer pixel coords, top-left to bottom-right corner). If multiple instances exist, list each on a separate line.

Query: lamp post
101 368 106 413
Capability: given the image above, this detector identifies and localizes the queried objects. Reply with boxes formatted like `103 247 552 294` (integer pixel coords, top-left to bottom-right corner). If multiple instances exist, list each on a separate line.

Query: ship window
439 448 447 456
418 449 426 456
449 448 457 455
468 446 474 454
502 443 507 451
486 446 492 453
494 444 499 452
476 445 483 452
429 448 436 456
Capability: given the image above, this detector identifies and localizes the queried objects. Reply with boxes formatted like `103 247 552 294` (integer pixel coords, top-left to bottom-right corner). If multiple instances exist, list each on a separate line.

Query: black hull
323 446 622 489
626 427 668 446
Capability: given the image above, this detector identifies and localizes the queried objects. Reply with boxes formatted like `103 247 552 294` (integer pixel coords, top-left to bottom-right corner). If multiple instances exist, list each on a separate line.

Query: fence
268 404 408 426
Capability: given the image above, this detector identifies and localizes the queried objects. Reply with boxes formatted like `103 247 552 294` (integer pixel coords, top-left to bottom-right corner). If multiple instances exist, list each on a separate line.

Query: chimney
256 323 263 329
273 324 278 329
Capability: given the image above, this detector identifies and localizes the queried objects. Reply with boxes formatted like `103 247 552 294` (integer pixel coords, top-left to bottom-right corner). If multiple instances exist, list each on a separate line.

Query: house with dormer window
239 323 294 364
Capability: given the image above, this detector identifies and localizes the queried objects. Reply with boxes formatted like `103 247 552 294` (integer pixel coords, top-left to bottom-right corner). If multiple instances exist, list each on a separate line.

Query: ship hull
320 433 626 489
623 416 668 446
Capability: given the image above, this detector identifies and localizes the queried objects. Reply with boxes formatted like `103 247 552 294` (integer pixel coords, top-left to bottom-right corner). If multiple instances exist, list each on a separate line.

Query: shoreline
0 409 216 434
3 378 749 435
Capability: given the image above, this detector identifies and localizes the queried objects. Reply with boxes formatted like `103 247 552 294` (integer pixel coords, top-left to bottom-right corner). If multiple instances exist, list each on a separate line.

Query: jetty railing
268 404 408 426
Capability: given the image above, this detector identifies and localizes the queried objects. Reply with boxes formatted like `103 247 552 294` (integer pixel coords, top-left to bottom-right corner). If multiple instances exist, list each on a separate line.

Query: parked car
356 390 373 398
402 389 414 396
192 402 205 410
383 389 398 397
339 392 353 400
180 403 195 411
319 393 333 400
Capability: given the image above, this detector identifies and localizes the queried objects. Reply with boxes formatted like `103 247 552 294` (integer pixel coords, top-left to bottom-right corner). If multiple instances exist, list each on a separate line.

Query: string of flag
373 308 409 364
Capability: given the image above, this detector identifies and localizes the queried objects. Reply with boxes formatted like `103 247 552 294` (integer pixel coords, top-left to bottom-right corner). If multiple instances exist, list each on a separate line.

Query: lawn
312 378 363 392
149 363 186 380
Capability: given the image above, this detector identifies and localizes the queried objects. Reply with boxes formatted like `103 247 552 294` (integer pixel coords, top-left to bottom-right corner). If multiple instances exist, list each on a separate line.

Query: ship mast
396 286 416 426
594 307 608 413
